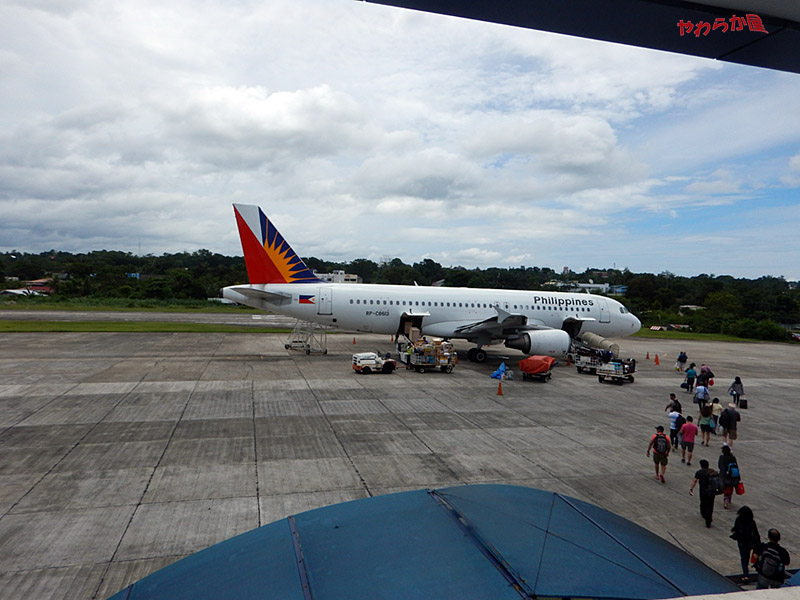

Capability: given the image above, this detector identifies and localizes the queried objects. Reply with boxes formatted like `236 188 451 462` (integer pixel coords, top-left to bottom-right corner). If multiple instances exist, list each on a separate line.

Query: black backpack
653 433 669 454
675 415 686 431
758 545 785 579
706 470 725 495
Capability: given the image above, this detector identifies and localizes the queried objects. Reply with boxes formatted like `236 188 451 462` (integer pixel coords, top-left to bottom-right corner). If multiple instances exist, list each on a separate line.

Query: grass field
632 329 774 343
0 321 291 334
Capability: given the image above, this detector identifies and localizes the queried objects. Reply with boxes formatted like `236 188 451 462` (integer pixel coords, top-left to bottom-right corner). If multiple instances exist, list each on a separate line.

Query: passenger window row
347 299 592 312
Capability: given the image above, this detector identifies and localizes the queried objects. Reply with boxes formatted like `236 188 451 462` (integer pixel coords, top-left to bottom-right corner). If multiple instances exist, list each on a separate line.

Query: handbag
736 481 745 495
709 378 714 386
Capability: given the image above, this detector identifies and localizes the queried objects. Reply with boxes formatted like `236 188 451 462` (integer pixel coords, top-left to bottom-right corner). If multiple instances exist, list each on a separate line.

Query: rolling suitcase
739 398 748 409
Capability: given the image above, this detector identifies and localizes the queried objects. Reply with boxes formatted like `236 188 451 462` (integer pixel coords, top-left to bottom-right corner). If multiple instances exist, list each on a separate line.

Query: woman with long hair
730 506 760 582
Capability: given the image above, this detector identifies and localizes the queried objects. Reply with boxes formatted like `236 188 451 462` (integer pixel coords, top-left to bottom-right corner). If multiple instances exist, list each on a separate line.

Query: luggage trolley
518 355 555 382
596 358 636 384
397 338 457 373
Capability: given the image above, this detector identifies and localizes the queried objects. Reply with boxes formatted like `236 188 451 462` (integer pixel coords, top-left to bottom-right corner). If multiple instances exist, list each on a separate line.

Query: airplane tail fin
233 204 322 285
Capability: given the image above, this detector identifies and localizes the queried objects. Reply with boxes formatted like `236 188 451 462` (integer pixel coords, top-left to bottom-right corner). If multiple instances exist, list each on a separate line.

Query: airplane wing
227 285 293 306
453 306 530 337
359 1 800 75
454 308 597 336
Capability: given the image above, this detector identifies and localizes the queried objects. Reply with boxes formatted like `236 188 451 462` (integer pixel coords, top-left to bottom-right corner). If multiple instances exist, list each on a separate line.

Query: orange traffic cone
497 381 504 395
353 337 356 345
646 351 650 360
655 354 660 365
566 355 572 366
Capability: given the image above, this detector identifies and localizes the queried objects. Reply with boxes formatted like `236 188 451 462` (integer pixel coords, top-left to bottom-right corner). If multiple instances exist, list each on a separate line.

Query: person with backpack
664 392 682 413
720 403 741 448
730 506 761 582
718 444 741 509
647 425 671 483
689 459 720 527
754 528 791 589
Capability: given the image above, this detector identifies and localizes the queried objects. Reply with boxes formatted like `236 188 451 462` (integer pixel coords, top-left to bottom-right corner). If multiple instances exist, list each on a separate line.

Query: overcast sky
1 0 799 280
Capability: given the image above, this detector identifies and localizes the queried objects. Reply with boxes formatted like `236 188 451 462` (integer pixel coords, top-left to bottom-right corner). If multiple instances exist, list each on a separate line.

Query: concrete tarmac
1 328 799 599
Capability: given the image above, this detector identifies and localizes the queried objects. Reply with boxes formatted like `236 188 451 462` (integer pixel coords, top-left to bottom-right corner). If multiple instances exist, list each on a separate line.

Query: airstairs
284 319 328 355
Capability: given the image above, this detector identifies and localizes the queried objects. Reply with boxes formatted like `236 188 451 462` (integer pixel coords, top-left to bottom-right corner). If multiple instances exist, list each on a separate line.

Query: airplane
221 204 641 362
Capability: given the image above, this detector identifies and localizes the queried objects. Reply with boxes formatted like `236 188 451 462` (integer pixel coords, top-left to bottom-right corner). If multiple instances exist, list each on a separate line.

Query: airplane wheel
467 348 477 362
474 349 487 363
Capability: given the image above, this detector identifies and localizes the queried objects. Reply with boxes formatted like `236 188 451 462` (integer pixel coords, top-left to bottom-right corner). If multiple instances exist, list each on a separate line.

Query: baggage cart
398 339 457 373
518 355 555 382
596 358 636 384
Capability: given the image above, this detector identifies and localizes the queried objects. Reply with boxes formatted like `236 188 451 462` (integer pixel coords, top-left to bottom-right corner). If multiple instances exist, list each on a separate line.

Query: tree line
2 250 798 340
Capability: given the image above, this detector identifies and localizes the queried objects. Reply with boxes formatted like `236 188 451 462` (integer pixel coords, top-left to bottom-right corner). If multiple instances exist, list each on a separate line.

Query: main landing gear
467 348 487 363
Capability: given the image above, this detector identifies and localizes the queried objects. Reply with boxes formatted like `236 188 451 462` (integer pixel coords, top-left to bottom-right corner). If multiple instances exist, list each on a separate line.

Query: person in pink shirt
679 415 700 466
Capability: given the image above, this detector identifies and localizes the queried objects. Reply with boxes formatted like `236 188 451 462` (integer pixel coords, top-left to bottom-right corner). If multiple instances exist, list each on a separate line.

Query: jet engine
505 329 571 358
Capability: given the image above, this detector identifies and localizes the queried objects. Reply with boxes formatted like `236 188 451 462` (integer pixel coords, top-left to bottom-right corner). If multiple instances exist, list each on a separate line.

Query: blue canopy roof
107 484 740 600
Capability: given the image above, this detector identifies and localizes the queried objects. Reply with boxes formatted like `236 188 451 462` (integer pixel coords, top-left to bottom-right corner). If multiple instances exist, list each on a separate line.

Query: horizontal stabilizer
225 285 292 306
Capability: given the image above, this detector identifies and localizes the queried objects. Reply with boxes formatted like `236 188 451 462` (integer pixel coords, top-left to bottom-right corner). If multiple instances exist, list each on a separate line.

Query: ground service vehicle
398 339 457 373
353 352 396 374
596 358 636 384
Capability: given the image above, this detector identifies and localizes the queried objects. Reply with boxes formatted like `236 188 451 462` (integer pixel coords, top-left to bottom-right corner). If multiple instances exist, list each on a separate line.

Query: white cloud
0 0 798 280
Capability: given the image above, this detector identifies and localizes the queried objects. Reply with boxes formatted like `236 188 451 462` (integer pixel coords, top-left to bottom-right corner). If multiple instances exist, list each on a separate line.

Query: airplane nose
631 315 641 332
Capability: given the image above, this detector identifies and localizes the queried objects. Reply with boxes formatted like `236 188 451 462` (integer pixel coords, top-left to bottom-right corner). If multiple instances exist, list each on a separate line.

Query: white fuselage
222 282 641 341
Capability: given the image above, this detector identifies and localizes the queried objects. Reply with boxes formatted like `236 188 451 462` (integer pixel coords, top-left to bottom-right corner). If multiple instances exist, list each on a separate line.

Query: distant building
1 278 55 296
313 270 361 284
679 305 706 312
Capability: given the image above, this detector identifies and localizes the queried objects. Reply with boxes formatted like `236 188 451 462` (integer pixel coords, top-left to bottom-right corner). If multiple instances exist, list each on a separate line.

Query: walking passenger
754 529 791 589
728 376 745 407
679 416 699 466
667 404 682 449
711 397 723 433
720 403 741 447
647 425 670 483
719 444 741 509
698 404 714 446
730 506 760 583
684 363 697 393
689 459 717 528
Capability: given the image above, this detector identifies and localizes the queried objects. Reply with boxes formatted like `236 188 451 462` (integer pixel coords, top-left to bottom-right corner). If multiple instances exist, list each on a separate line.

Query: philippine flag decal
299 295 316 304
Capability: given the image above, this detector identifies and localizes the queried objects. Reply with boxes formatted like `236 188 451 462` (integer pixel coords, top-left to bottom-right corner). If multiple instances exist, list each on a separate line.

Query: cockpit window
619 306 629 314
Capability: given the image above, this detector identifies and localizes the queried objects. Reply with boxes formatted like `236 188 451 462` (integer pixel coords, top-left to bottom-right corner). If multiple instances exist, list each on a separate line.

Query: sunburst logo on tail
233 204 321 284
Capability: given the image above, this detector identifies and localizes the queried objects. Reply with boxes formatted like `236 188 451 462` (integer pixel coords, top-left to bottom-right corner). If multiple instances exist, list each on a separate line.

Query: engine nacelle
505 329 572 358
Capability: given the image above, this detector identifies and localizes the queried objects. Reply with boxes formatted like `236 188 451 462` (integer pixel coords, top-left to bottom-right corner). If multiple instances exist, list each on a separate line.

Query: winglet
233 204 322 284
